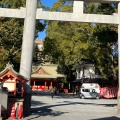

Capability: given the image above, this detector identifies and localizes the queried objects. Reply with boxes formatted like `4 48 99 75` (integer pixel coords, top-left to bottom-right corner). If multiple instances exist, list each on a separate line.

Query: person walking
50 87 55 99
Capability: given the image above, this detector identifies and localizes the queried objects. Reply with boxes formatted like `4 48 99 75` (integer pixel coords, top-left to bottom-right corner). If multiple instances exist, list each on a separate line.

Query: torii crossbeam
0 0 120 24
1 0 120 114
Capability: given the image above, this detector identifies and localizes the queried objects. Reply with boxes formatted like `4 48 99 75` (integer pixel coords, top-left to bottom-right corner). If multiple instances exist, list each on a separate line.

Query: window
82 89 89 92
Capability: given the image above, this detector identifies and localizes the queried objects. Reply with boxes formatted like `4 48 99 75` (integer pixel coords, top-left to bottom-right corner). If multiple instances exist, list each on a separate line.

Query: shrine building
0 63 28 97
31 64 65 91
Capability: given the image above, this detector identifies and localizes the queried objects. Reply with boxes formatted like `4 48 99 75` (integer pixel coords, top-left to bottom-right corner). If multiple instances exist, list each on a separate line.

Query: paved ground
23 91 120 120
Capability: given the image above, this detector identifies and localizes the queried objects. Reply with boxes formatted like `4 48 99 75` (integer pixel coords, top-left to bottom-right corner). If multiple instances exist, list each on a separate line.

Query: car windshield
82 89 97 93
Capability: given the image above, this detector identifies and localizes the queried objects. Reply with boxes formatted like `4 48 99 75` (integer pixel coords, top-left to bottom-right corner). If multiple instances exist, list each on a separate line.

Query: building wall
76 64 97 79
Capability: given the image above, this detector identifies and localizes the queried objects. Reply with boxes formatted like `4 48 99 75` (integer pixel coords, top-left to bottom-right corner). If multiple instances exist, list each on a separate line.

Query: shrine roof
0 63 28 82
32 64 65 79
32 74 56 79
74 61 95 68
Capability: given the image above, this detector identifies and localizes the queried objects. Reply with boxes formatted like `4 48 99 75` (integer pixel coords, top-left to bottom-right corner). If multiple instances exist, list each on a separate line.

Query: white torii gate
1 0 120 114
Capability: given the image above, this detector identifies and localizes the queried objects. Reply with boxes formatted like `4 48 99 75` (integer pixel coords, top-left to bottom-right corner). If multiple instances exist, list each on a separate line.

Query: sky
36 0 58 40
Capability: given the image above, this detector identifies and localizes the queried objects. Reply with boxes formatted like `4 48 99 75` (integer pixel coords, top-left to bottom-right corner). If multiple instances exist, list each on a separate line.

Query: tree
44 1 118 84
92 3 118 84
0 18 23 71
44 1 96 81
0 0 45 71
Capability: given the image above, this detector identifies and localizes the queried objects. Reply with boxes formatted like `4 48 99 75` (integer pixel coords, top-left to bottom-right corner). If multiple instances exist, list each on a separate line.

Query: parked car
79 88 100 99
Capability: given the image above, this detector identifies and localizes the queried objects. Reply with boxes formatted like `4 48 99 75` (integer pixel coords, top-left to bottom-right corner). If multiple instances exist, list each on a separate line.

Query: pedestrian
50 87 55 99
54 86 57 94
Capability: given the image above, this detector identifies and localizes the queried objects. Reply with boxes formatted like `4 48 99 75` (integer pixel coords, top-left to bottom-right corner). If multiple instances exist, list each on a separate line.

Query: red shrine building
31 64 65 91
32 40 65 91
0 63 65 93
0 63 28 97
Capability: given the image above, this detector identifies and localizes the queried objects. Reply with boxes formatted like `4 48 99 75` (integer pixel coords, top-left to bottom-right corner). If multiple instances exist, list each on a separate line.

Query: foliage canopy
0 0 45 71
44 1 118 84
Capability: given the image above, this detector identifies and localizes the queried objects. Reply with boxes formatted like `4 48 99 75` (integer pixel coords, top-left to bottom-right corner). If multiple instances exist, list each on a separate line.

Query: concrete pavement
23 92 120 120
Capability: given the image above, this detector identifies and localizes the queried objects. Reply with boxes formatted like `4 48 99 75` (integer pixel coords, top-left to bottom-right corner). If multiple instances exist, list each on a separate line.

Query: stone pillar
45 82 47 90
117 2 120 115
34 81 36 90
76 69 79 79
19 0 38 115
50 82 52 88
73 1 83 14
20 0 37 85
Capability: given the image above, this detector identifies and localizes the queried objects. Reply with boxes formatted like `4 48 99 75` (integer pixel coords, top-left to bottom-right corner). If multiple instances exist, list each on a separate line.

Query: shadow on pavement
92 116 120 120
25 100 118 120
31 100 46 106
25 99 117 117
24 101 68 120
31 91 117 107
25 91 118 120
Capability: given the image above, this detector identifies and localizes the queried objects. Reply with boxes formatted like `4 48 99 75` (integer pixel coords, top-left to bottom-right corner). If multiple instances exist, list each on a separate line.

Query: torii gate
1 0 120 114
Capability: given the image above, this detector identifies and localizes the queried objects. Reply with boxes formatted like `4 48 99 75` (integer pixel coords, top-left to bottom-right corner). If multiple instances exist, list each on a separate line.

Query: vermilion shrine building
0 63 65 93
32 40 65 91
0 63 28 97
31 64 65 91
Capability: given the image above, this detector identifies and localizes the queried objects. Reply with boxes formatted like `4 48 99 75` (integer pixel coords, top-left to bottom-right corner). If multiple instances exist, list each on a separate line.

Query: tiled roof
32 64 65 79
0 63 29 81
35 40 44 44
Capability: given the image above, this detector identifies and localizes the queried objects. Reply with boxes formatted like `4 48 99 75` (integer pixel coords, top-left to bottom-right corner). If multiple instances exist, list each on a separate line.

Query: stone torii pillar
19 0 37 86
118 2 120 115
20 0 37 113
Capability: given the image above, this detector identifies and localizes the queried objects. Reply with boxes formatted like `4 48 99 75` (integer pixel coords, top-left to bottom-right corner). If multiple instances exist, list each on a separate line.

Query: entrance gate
0 0 120 114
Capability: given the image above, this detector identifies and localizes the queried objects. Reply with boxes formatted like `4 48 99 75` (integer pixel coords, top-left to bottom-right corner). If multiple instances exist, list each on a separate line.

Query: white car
79 88 100 99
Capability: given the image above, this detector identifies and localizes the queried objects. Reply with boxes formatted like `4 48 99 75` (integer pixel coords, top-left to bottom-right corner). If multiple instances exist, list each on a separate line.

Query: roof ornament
6 62 14 69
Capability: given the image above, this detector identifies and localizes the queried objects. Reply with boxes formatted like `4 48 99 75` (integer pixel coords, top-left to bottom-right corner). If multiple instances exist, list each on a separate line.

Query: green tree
92 3 118 84
44 1 118 84
0 18 23 71
93 24 118 82
0 0 45 71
